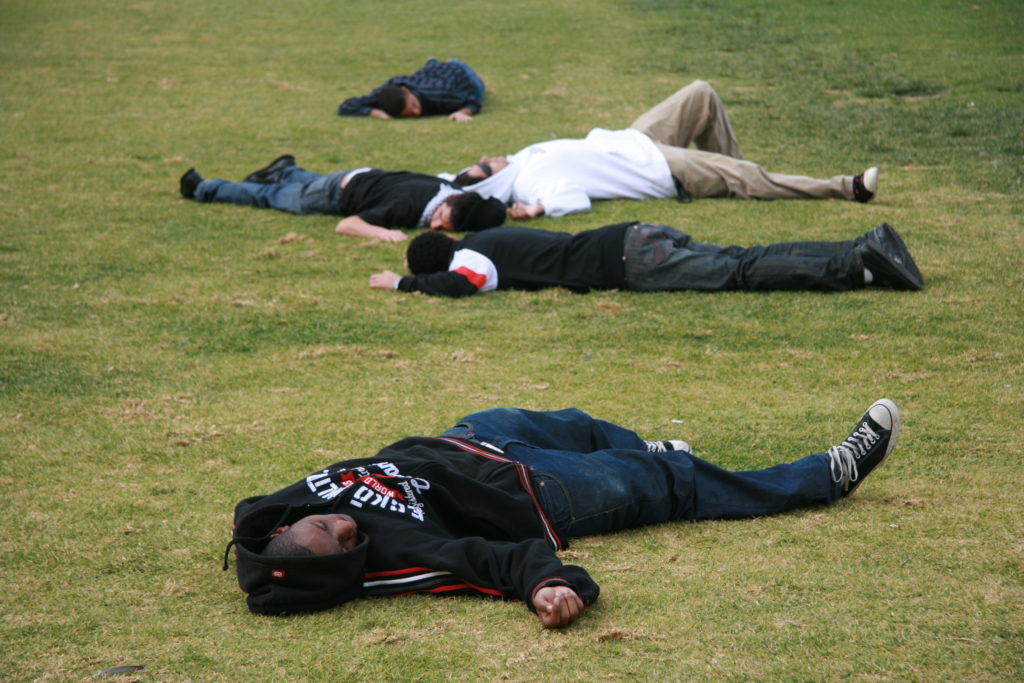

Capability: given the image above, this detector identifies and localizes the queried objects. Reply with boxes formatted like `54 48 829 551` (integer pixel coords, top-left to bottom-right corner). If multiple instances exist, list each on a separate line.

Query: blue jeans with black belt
441 407 836 539
194 166 352 215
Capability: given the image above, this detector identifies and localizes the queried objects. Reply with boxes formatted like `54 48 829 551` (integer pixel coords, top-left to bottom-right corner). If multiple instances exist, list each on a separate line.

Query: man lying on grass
368 221 923 297
336 58 485 122
179 156 505 242
449 80 879 220
225 400 900 628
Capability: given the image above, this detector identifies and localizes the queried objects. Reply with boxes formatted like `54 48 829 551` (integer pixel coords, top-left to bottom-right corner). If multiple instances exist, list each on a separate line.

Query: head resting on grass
233 512 369 615
407 231 458 275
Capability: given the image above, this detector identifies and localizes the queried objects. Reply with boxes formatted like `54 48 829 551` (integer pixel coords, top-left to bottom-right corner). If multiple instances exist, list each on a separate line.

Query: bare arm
335 216 407 242
369 108 392 120
532 585 584 628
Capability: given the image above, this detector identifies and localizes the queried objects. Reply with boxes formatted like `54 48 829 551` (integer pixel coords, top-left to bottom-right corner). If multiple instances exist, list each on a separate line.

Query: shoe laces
644 440 668 453
827 420 880 489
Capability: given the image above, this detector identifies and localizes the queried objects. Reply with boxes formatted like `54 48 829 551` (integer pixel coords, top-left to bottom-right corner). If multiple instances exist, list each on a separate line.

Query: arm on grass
336 216 406 242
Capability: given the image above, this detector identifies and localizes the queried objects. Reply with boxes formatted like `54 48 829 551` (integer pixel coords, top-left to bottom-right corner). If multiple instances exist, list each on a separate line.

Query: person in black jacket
368 221 924 296
179 157 505 242
226 400 900 628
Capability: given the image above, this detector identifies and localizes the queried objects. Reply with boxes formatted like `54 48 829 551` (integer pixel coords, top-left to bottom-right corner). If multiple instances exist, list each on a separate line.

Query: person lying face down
337 58 486 122
226 401 901 628
180 156 507 243
368 221 923 297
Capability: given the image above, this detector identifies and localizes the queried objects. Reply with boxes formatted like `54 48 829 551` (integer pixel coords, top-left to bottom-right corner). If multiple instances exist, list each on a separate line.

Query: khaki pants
629 81 853 200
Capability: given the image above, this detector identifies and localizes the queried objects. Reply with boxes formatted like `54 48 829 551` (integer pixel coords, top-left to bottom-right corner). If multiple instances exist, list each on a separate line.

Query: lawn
1 0 1021 680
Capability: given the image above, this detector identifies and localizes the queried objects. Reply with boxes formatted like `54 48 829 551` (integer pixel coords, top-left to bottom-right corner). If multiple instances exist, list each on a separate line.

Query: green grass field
1 0 1022 679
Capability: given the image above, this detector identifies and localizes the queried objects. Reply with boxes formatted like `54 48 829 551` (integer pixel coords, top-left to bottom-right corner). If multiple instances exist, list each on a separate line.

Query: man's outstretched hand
532 585 584 628
369 270 402 290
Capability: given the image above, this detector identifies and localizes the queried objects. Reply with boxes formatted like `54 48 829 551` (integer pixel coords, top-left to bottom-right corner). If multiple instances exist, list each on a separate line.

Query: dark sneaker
243 154 296 184
180 168 203 199
644 439 692 455
828 398 900 498
856 223 924 290
852 167 878 203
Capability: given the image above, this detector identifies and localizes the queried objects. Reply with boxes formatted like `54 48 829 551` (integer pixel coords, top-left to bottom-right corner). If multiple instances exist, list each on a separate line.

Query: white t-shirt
465 128 676 217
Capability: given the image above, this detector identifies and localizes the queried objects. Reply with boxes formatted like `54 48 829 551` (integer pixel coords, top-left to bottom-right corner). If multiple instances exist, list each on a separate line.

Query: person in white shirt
451 80 879 220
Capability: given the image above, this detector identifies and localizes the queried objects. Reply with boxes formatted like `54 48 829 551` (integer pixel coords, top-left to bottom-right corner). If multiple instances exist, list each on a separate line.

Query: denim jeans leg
440 407 694 537
525 447 835 537
277 166 325 184
295 170 349 215
503 442 699 538
273 167 351 215
688 452 835 520
194 168 351 215
622 223 861 292
441 407 837 538
441 407 648 452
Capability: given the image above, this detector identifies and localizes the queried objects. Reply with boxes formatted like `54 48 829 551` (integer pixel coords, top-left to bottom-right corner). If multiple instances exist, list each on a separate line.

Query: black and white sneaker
828 399 900 498
644 439 692 455
852 167 878 203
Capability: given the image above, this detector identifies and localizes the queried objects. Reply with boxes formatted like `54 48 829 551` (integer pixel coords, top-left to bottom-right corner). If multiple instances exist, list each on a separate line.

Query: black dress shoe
180 168 203 199
243 154 296 184
856 223 924 290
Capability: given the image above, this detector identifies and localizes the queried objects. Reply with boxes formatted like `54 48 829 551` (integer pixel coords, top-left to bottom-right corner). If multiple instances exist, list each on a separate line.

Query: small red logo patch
271 569 286 579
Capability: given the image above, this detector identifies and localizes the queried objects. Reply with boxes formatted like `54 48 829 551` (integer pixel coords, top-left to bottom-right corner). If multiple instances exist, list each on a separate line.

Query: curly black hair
406 231 457 275
262 531 315 558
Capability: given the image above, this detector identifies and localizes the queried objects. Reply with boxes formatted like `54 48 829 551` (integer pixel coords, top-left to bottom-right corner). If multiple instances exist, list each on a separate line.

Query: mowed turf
0 0 1021 679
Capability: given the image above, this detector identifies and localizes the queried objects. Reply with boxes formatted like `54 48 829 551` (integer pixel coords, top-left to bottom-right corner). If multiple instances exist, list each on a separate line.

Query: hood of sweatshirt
226 496 369 615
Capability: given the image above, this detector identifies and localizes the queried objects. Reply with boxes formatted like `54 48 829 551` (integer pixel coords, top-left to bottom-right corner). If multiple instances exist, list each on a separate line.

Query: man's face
271 514 359 556
479 156 509 173
430 201 454 231
398 89 422 118
459 156 510 183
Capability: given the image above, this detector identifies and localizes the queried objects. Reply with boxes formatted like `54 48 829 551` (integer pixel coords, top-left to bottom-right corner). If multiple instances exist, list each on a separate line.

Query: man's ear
269 525 290 538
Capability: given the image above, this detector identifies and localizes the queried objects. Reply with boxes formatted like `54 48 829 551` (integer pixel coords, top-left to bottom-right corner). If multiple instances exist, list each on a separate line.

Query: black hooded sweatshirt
229 436 600 616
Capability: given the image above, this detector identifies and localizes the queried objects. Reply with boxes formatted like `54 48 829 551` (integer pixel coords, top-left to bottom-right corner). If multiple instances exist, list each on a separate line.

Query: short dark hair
453 170 478 187
453 163 492 187
406 231 456 275
449 192 506 232
263 531 315 558
378 86 408 117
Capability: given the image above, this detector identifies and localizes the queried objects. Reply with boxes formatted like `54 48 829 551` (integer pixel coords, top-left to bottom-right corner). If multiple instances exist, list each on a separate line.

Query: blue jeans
194 166 353 215
622 223 863 292
441 407 835 539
